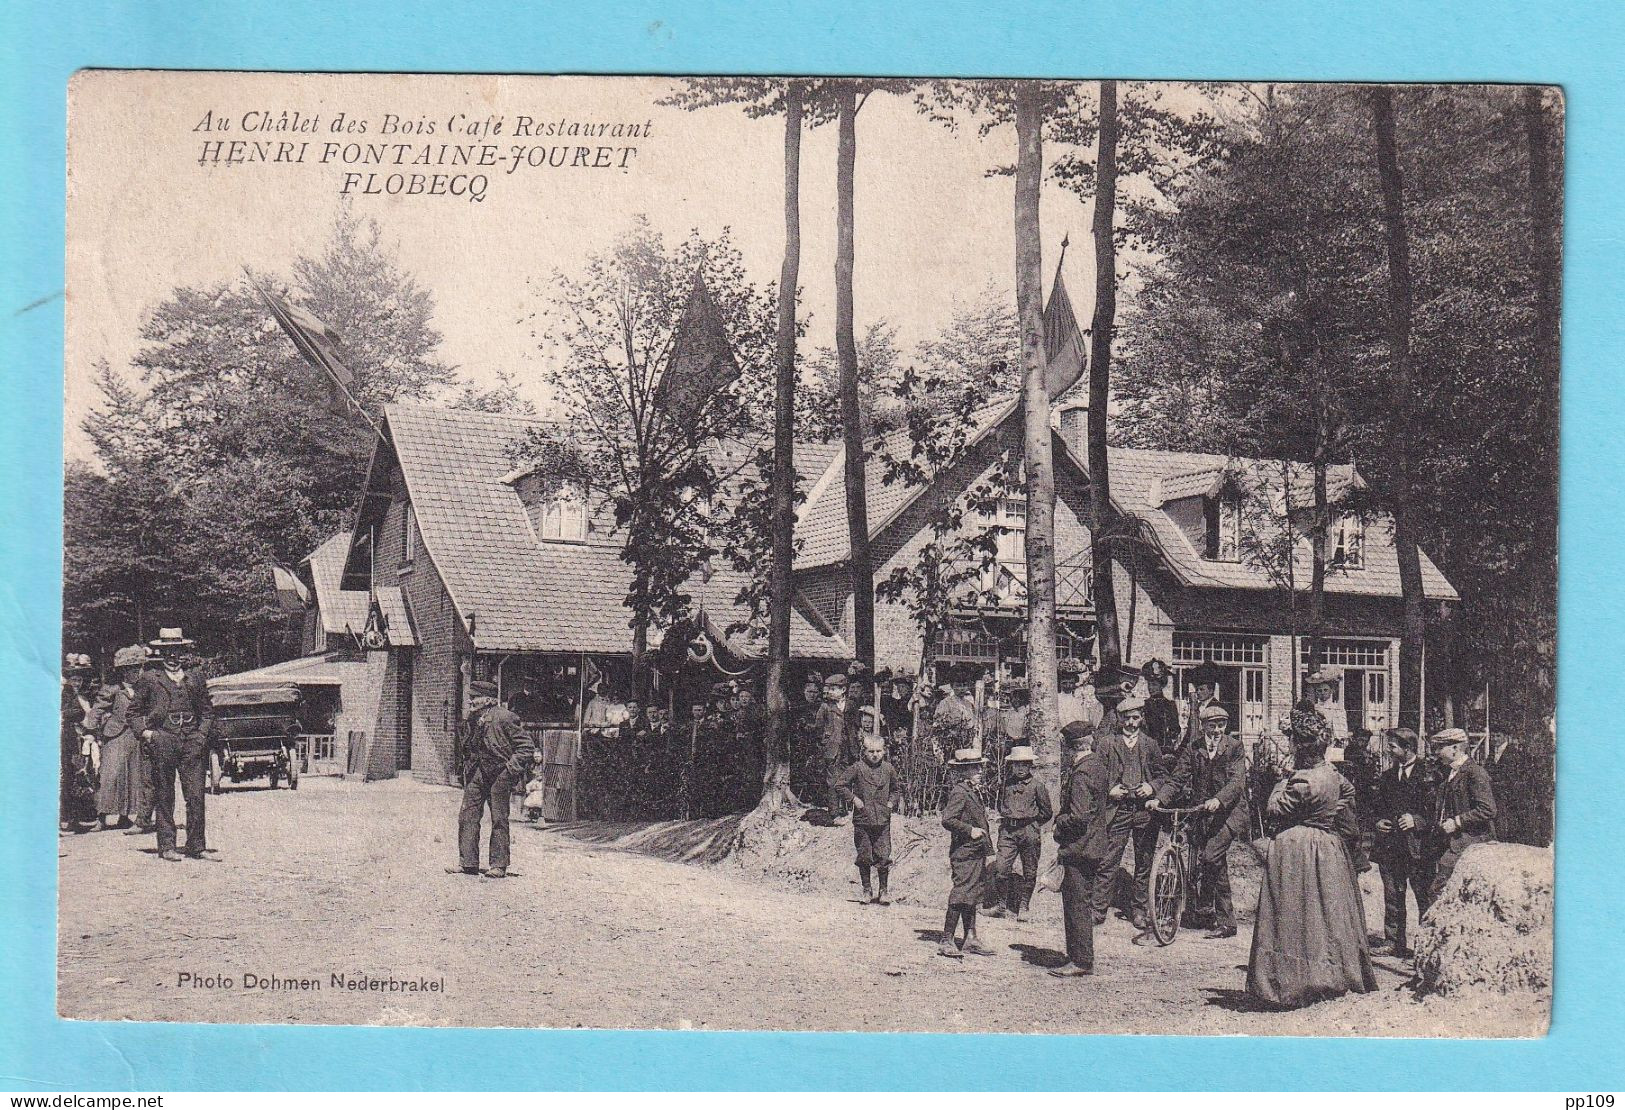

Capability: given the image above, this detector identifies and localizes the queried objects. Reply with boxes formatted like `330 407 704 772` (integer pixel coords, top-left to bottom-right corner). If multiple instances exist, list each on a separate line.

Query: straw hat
148 627 195 649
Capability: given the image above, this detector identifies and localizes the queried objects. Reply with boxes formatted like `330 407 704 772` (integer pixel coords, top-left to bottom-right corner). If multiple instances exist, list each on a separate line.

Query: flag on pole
250 275 379 435
656 271 741 432
1042 266 1087 399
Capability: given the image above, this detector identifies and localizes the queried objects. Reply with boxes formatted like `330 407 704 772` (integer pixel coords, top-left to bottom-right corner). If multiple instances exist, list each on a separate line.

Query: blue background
2 0 1619 1091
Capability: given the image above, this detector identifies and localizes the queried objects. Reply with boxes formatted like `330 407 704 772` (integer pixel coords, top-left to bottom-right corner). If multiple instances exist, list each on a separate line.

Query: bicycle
1146 805 1207 946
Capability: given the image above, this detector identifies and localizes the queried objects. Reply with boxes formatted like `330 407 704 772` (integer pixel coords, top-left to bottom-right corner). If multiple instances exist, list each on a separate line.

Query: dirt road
57 776 1540 1035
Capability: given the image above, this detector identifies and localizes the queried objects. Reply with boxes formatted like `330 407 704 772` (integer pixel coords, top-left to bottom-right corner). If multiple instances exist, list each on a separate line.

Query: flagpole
244 267 384 439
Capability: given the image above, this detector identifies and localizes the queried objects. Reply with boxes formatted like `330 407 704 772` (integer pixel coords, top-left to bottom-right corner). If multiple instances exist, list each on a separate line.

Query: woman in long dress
91 645 151 830
1246 709 1377 1008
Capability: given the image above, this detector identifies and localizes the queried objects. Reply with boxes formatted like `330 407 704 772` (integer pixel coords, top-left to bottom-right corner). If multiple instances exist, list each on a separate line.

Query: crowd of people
59 628 219 862
70 632 1504 1012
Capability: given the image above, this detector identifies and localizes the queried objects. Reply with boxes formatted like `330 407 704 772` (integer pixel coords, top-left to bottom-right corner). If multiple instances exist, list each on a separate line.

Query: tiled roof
793 397 1457 602
374 586 419 647
1068 440 1458 601
1152 467 1227 505
382 404 850 657
303 532 369 636
796 398 1019 569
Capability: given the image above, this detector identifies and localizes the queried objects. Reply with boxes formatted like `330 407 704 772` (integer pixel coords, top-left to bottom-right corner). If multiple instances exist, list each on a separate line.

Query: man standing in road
1090 696 1171 928
130 628 215 863
450 681 535 878
1372 727 1436 956
1154 703 1249 938
1051 720 1110 977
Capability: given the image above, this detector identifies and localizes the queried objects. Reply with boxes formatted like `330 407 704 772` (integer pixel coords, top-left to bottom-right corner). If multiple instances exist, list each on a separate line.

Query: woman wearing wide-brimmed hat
91 645 154 830
1246 708 1377 1009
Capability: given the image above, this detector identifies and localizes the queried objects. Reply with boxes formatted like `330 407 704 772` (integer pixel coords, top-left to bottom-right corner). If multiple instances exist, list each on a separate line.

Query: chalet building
334 404 851 796
319 399 1456 802
794 398 1457 744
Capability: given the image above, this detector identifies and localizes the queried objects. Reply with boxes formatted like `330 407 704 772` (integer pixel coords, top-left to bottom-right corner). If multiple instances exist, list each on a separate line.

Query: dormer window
1329 511 1364 569
539 482 587 543
1204 490 1241 562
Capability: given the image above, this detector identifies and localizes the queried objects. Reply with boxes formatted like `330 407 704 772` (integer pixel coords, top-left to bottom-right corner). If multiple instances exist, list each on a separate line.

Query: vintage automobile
209 683 303 793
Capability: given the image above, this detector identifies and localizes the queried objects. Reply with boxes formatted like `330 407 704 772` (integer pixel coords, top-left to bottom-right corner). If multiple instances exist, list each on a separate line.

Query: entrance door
1241 667 1268 740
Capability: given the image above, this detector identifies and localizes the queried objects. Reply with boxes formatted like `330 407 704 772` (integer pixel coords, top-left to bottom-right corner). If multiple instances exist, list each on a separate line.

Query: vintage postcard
60 71 1556 1036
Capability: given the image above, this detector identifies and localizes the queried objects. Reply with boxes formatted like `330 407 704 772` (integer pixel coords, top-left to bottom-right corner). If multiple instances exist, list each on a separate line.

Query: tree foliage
65 209 477 670
512 218 789 691
1115 83 1560 732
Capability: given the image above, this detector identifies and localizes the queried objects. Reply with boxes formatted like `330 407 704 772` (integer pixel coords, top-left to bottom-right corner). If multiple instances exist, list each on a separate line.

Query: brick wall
370 472 472 786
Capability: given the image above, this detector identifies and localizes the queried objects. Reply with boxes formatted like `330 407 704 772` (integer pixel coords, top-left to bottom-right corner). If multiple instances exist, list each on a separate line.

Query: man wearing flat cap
1153 703 1249 937
451 681 535 878
1371 726 1437 954
1051 720 1111 976
1423 728 1497 902
1091 694 1172 928
129 629 216 861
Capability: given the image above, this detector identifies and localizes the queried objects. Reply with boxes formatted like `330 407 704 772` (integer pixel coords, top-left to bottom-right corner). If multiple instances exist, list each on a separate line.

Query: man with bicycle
1152 703 1249 939
1090 696 1172 928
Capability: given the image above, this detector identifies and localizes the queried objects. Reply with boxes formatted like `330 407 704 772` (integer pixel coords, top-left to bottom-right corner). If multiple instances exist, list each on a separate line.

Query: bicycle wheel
1148 840 1187 946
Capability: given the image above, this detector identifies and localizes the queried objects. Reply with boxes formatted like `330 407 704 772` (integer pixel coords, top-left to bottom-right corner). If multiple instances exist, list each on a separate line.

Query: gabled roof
303 532 369 636
796 398 1019 569
373 403 850 657
1073 441 1458 601
794 395 1457 602
1151 467 1229 505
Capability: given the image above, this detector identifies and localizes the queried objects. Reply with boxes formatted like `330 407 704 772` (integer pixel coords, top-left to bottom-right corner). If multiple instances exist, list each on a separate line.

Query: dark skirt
1247 824 1378 1008
949 852 987 906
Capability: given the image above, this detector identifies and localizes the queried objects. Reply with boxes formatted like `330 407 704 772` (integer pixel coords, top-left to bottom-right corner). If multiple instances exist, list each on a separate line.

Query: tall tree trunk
1523 86 1561 402
1307 434 1329 671
631 611 649 703
1370 87 1427 733
837 84 876 671
760 80 804 811
1014 83 1060 769
1523 85 1561 740
1088 79 1123 673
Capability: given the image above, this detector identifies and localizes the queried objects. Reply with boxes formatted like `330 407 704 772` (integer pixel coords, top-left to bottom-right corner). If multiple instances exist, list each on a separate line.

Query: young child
836 733 898 904
522 763 547 823
938 748 993 958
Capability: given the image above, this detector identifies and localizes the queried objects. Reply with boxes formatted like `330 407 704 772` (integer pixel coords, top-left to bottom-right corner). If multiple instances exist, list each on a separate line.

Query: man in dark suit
1091 697 1172 928
1154 703 1250 938
1424 727 1498 902
1051 720 1111 977
1371 727 1437 955
451 681 535 878
129 628 215 862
